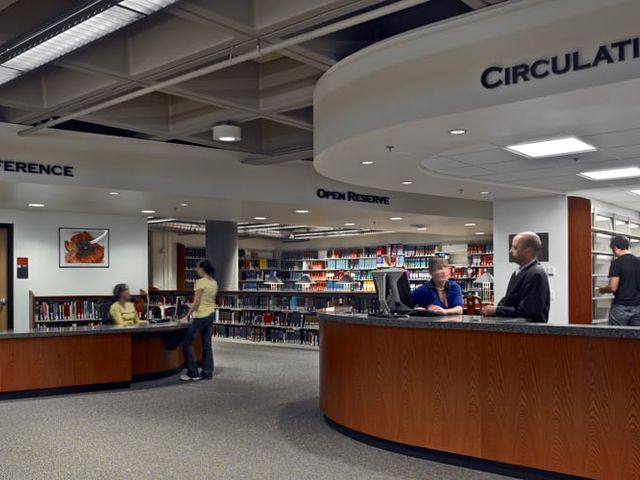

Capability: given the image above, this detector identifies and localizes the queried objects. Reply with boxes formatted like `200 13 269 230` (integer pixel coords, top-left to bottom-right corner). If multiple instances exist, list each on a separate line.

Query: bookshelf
30 292 146 328
176 241 494 296
591 209 640 323
176 244 206 290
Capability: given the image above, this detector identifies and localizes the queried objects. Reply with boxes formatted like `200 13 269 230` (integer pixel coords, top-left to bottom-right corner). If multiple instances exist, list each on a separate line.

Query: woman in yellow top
179 260 218 381
109 284 142 326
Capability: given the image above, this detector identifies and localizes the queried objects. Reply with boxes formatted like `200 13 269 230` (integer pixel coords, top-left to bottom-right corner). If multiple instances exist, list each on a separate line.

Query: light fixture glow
506 136 597 159
581 168 640 181
254 216 267 220
361 161 374 166
141 209 156 214
464 223 477 227
0 1 179 86
449 129 466 135
475 232 485 235
416 227 428 231
109 191 120 196
480 191 490 195
295 210 309 214
213 124 241 142
389 217 403 221
28 203 45 208
344 222 356 226
180 203 189 207
401 181 413 185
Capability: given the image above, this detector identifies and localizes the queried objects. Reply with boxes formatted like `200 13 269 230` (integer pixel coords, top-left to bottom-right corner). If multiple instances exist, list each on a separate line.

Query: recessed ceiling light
389 217 403 221
480 191 490 195
506 136 597 159
180 203 189 207
416 226 428 231
254 216 267 220
344 222 356 226
581 167 640 181
28 203 45 208
401 181 413 185
449 129 466 135
361 161 374 166
141 209 156 214
475 232 485 235
109 191 119 196
295 209 309 214
464 223 477 227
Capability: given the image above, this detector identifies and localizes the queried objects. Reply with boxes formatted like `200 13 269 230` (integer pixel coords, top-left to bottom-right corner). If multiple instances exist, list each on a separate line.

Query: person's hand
598 286 608 295
178 316 189 324
480 305 497 316
427 305 445 314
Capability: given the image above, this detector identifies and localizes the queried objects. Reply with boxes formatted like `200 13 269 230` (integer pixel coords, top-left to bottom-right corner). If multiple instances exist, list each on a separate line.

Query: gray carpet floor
0 340 513 480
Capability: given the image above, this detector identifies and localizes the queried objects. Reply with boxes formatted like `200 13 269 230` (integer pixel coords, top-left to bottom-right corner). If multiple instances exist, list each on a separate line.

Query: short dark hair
198 259 216 277
428 258 448 274
113 283 129 299
610 235 630 250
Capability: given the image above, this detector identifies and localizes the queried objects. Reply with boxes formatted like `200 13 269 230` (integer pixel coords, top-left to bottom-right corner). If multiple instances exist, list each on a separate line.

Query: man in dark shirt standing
599 235 640 326
481 232 550 323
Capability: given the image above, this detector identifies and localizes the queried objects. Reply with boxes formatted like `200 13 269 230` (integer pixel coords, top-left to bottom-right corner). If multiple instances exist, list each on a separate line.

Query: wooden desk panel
132 332 202 377
320 320 640 479
0 334 131 392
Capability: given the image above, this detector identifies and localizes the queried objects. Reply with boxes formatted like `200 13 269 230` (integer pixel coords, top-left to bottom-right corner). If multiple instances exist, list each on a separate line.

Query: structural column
205 221 238 291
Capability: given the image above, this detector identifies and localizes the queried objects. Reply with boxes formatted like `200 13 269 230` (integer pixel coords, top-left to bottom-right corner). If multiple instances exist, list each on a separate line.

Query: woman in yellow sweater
179 260 218 381
109 284 142 326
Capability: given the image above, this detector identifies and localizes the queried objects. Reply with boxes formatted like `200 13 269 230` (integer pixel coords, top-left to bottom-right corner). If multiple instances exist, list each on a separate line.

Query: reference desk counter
319 313 640 479
0 322 201 397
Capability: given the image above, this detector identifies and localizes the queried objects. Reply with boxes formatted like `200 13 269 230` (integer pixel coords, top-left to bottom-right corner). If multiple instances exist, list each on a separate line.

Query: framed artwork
508 232 549 262
59 228 109 268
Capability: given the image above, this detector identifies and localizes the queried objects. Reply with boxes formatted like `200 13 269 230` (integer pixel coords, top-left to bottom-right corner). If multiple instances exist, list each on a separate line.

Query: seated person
411 258 463 315
109 283 142 326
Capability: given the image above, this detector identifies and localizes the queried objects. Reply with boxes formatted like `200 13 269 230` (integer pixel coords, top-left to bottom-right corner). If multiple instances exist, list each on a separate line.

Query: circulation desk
319 313 640 479
0 322 201 397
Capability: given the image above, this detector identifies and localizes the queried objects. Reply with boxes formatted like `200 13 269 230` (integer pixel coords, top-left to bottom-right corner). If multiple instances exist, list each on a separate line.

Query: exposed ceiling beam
241 148 314 165
19 0 432 136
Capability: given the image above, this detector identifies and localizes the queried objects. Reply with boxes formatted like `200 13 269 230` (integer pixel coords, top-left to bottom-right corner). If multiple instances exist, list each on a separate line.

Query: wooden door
0 227 8 331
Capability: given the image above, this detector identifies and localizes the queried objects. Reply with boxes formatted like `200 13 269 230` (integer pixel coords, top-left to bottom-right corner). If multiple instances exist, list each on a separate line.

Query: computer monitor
372 269 414 316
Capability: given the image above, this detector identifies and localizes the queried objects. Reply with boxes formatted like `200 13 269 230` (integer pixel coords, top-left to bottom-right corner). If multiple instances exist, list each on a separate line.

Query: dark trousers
609 304 640 326
183 315 214 378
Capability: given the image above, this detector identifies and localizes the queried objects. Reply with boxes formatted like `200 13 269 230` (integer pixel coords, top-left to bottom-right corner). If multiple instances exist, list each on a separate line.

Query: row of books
403 245 440 257
212 324 319 346
325 258 379 270
467 243 493 254
239 258 279 270
468 255 494 266
35 300 106 321
218 310 308 327
216 293 379 313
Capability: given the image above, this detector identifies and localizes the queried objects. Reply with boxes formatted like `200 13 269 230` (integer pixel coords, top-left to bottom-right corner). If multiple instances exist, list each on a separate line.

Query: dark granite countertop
319 313 640 339
0 322 188 339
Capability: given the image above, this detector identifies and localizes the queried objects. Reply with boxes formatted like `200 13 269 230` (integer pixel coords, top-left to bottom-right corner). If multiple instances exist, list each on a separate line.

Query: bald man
481 232 550 323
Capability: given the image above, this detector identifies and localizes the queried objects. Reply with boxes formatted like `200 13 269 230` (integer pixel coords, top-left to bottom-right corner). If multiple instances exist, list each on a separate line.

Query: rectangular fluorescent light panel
580 167 640 181
505 136 597 159
0 0 179 86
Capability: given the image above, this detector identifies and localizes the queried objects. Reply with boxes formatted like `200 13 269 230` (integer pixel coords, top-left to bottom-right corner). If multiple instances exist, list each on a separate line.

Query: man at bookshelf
481 232 550 323
411 258 463 315
598 235 640 326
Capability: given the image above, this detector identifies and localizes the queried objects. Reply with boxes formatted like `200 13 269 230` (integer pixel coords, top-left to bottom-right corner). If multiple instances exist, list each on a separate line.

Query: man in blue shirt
412 258 464 315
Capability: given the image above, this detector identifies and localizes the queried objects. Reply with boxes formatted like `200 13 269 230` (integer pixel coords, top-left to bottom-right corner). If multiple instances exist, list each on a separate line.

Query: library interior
1 0 640 479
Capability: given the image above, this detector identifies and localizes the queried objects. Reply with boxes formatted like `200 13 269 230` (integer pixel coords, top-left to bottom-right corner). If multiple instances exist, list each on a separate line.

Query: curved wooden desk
0 323 202 397
320 314 640 479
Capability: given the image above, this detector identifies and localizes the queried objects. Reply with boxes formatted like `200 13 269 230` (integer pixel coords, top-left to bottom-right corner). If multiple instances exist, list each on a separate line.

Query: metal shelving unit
591 209 640 323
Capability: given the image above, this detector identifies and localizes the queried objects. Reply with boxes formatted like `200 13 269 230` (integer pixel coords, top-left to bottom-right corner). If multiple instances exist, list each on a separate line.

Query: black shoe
199 370 213 380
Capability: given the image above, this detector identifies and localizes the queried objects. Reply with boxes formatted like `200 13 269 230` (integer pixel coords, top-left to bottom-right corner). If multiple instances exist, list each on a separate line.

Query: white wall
0 209 148 331
493 196 568 324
